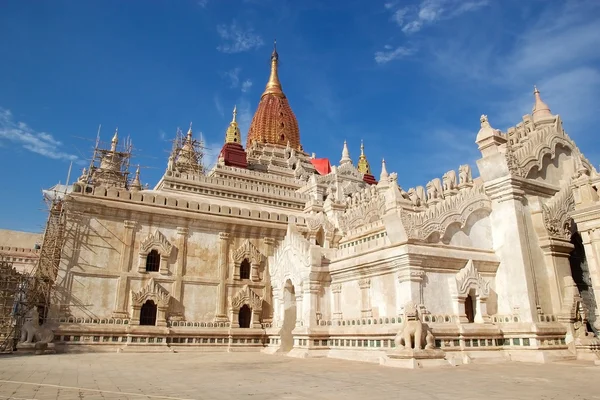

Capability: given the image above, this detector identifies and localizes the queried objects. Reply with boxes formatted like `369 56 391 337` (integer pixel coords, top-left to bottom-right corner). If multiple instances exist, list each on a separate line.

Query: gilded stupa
246 41 301 151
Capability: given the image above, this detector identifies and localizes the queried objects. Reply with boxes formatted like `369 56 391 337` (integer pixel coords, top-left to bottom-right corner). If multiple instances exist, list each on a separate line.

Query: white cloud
197 0 208 7
387 0 488 34
213 93 225 117
429 0 600 132
374 46 414 64
241 79 253 93
222 67 241 88
0 108 79 162
216 21 264 53
236 99 253 146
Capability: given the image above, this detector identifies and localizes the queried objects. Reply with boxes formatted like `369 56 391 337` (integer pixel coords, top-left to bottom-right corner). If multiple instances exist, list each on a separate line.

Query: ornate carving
455 260 489 298
19 308 54 344
230 284 263 310
140 229 173 256
407 186 427 206
458 165 473 185
401 184 491 241
231 239 264 265
426 178 443 201
219 232 231 241
270 225 313 288
442 170 457 191
393 302 435 350
358 278 371 289
331 283 342 293
338 187 385 232
541 185 575 239
131 278 170 308
398 269 425 282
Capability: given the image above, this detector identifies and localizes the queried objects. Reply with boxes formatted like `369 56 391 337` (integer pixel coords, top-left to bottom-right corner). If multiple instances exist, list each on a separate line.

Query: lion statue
442 170 457 191
19 308 54 344
393 302 435 350
426 178 443 201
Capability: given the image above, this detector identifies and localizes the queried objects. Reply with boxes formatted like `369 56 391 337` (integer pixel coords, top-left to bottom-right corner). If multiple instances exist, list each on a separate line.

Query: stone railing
337 231 388 258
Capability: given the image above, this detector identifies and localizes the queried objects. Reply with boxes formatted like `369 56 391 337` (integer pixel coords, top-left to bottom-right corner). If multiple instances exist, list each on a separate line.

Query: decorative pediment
131 278 170 308
140 229 173 256
231 239 264 265
401 184 491 241
230 284 262 310
270 224 313 288
455 260 489 298
541 184 574 240
338 186 385 233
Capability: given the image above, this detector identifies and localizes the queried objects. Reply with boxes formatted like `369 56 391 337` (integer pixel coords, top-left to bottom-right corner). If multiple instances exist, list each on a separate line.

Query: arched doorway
140 300 157 326
239 304 252 328
280 279 297 351
465 290 476 323
569 232 597 332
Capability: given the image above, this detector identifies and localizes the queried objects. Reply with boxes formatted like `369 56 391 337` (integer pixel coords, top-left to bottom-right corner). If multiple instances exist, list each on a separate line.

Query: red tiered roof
310 158 332 175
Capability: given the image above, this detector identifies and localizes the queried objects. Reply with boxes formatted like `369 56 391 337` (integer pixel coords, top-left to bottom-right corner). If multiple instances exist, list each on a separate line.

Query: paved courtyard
0 352 598 400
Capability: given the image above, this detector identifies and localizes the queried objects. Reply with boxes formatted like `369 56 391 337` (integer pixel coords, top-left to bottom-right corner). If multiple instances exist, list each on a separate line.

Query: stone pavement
0 352 598 400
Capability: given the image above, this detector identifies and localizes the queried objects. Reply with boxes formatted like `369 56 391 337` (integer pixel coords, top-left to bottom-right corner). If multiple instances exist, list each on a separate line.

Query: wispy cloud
429 0 600 131
0 107 79 162
374 45 414 64
241 79 253 93
216 21 264 53
197 0 208 7
235 99 253 145
222 67 241 88
386 0 488 34
213 93 225 117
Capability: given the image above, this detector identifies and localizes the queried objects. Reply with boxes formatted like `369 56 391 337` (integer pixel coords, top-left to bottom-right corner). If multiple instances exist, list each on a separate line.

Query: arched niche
526 145 574 186
442 209 493 250
131 278 170 327
454 260 490 323
138 229 174 275
229 285 262 328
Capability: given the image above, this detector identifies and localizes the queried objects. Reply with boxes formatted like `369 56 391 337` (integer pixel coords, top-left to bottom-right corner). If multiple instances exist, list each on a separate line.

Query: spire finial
263 40 283 97
532 85 553 122
357 140 371 175
340 140 352 165
187 122 193 139
111 127 118 151
380 158 389 181
224 105 241 144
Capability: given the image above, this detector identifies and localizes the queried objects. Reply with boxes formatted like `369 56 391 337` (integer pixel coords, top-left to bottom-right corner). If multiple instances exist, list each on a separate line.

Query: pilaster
358 278 372 318
538 236 574 314
331 283 343 320
482 176 539 322
215 232 231 322
396 268 425 314
171 227 188 319
113 220 136 318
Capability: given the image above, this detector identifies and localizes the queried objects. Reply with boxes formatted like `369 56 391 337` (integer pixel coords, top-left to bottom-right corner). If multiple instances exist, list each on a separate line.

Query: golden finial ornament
357 140 372 175
263 39 283 97
225 105 241 144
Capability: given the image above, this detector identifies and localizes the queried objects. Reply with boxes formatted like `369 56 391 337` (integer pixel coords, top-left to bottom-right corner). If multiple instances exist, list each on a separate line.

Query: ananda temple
2 43 600 365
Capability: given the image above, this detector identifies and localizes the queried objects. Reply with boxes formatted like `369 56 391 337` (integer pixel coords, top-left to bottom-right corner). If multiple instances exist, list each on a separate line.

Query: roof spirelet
380 158 389 181
357 140 372 175
340 140 352 165
532 85 553 122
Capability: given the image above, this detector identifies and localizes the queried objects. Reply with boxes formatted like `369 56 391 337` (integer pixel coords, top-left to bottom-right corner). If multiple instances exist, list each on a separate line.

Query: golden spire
263 40 284 97
357 140 372 175
225 105 241 144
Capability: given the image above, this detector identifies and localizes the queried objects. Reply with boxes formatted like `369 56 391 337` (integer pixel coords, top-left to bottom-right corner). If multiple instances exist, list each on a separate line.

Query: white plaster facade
11 64 598 364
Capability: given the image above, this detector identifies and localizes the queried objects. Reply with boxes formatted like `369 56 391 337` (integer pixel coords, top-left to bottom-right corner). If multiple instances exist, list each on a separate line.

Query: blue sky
1 0 599 233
